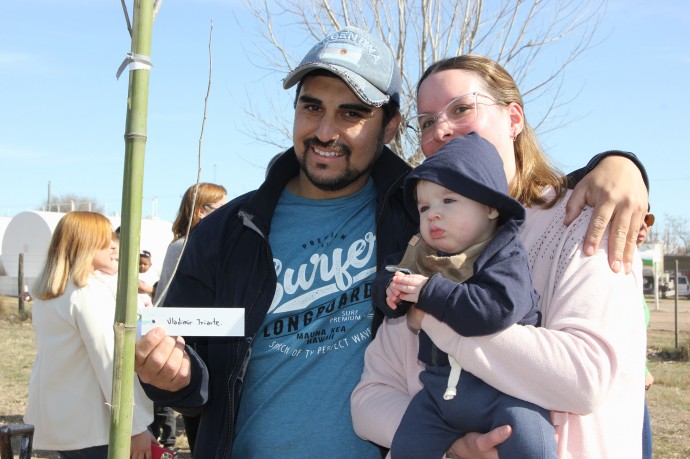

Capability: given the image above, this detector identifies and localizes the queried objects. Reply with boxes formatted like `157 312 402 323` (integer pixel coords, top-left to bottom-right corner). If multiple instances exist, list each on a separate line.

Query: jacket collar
240 145 412 237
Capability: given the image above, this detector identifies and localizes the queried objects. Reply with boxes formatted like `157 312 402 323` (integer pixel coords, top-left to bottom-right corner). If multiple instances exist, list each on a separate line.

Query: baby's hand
385 272 406 309
390 272 428 304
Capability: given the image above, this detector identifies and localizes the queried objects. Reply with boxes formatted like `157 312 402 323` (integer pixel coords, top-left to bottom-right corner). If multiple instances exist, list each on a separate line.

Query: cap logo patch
321 43 363 65
326 30 381 63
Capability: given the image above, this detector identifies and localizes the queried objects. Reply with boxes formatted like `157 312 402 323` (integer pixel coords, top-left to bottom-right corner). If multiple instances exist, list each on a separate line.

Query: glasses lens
405 93 478 147
644 214 655 227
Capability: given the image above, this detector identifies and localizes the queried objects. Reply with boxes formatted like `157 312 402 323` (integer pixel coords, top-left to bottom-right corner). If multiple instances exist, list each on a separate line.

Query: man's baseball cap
283 26 401 107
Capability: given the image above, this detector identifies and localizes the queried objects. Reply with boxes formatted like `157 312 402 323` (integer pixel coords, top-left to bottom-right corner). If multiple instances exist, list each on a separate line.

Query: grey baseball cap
283 26 401 107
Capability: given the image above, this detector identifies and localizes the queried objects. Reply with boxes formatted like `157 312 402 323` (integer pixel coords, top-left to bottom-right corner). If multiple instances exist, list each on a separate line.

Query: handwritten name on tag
138 307 244 337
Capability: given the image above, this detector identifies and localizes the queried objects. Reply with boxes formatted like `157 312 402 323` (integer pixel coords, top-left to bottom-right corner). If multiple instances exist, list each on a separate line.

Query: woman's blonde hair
171 183 227 240
34 211 113 300
417 54 567 208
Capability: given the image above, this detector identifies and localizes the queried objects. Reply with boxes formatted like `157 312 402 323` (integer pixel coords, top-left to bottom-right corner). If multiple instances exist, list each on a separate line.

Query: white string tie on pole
115 52 153 80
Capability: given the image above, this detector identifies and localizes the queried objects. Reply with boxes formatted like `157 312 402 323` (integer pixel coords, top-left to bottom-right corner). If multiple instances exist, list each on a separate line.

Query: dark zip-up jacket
141 146 418 459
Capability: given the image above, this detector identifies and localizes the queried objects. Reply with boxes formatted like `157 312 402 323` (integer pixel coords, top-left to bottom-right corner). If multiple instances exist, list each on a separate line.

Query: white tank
0 216 12 275
1 211 65 278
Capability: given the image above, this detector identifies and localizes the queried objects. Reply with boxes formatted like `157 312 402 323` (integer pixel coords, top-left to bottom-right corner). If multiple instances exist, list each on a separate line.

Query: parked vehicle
661 274 690 299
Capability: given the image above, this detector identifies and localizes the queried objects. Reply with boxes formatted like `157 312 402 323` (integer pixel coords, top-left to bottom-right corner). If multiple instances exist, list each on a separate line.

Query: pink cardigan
352 189 646 458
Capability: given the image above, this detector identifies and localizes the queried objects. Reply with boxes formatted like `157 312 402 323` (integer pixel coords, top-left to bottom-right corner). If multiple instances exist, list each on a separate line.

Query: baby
373 133 556 459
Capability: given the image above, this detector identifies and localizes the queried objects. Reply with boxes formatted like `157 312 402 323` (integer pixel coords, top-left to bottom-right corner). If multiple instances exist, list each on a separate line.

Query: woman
153 182 227 307
351 55 647 458
151 182 226 453
25 211 153 459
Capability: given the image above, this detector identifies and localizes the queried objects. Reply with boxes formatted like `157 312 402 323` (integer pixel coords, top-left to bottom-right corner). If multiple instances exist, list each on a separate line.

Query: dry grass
1 296 688 458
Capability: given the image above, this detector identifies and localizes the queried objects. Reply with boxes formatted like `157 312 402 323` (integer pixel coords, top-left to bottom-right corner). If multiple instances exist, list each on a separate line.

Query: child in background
373 133 556 459
138 250 158 308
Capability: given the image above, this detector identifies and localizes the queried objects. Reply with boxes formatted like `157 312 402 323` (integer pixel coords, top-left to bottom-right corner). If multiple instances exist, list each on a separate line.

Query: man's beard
299 133 384 192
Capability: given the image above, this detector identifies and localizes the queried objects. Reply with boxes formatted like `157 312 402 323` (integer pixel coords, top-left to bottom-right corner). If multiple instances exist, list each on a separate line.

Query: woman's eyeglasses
644 214 655 227
404 92 499 147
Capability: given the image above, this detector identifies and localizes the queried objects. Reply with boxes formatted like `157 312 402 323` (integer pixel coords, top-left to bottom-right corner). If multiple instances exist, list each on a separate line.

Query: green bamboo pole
109 1 154 457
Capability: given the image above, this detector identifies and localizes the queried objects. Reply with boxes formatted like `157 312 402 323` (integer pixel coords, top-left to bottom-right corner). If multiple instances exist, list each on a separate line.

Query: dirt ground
647 295 690 331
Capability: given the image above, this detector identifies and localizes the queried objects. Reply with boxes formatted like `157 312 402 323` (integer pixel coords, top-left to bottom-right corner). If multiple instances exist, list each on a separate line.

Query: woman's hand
445 425 512 459
565 155 647 274
130 429 155 459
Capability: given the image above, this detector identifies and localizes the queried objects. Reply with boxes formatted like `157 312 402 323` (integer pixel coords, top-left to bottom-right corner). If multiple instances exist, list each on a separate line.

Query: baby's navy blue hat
405 132 525 225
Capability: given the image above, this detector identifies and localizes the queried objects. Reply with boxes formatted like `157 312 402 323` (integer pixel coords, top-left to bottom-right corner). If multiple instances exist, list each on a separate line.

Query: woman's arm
74 283 119 402
75 281 154 432
351 316 425 448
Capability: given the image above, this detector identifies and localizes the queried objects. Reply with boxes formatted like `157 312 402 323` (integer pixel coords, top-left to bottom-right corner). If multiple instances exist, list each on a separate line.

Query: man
136 26 418 458
135 26 648 459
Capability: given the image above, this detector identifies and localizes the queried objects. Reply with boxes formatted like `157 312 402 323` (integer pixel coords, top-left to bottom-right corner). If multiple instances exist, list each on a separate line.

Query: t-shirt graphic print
232 179 381 459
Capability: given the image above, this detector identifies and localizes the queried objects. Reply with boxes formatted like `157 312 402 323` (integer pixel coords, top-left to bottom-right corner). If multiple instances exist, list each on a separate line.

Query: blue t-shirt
232 179 380 458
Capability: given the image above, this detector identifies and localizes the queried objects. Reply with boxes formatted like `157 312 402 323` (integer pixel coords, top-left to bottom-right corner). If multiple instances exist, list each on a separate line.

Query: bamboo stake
109 1 154 457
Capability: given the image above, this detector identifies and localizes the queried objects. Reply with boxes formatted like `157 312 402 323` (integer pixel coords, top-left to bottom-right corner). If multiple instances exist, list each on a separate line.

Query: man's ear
383 112 402 144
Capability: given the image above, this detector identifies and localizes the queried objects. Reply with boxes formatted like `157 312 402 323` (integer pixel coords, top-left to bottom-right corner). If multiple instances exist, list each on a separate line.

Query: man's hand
445 425 512 459
565 156 647 273
135 327 191 392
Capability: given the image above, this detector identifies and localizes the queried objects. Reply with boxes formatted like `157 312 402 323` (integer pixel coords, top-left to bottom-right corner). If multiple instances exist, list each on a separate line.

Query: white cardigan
25 275 153 450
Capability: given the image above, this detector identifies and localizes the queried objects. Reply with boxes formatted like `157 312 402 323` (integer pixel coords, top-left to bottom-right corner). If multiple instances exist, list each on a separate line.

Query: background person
152 182 227 454
138 250 158 308
154 183 227 307
24 211 154 459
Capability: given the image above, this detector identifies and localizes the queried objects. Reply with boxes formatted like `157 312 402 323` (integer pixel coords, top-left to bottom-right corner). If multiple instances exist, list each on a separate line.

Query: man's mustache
303 138 351 156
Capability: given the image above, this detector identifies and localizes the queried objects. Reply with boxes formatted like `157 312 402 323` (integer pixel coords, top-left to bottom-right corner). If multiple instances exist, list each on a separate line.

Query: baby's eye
418 205 429 213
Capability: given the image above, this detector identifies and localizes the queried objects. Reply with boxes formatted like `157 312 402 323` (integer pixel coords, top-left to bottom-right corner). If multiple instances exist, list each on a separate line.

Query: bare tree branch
236 0 607 162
